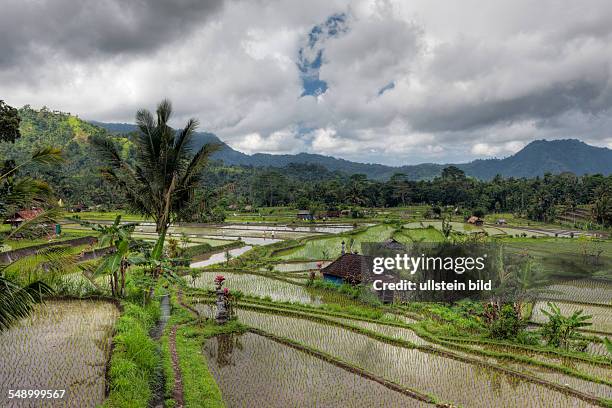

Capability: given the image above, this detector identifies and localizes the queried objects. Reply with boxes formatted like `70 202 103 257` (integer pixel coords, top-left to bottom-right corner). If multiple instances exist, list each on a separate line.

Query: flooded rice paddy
190 271 359 306
0 300 119 408
204 332 426 407
541 279 612 306
190 245 253 268
279 224 396 260
236 309 603 407
219 224 355 234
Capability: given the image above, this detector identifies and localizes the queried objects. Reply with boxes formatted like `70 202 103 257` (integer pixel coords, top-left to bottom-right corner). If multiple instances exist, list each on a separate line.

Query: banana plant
540 302 593 350
77 215 138 297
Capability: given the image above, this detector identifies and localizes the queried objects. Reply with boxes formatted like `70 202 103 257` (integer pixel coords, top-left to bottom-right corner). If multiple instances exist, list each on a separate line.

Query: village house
321 249 395 303
4 208 45 228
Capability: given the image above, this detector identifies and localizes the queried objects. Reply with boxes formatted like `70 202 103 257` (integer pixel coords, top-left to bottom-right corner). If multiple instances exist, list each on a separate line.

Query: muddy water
236 309 601 407
204 332 426 407
0 300 119 408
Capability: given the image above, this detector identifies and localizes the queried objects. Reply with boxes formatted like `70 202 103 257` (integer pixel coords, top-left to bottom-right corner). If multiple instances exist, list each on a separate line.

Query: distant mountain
92 121 612 180
460 139 612 179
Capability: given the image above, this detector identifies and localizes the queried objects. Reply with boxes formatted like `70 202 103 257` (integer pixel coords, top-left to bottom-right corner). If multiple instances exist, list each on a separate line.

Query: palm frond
90 135 125 169
2 177 52 208
7 206 62 240
177 142 221 191
31 147 63 165
0 276 53 331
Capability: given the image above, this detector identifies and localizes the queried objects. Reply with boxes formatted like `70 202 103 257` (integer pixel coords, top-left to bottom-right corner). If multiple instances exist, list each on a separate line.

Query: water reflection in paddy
204 332 426 408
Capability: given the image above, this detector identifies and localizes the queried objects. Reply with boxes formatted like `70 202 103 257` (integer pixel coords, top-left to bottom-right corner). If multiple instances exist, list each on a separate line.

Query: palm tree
0 146 63 331
91 99 219 242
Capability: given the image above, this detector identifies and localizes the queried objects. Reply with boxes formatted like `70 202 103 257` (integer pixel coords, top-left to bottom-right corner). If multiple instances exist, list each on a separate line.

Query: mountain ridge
91 121 612 180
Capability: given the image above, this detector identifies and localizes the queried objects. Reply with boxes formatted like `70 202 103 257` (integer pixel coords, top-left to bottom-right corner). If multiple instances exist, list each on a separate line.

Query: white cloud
2 0 612 165
471 141 525 157
232 128 306 154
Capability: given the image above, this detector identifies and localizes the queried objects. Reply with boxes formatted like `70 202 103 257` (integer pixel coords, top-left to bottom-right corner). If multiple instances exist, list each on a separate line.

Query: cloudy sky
2 0 612 165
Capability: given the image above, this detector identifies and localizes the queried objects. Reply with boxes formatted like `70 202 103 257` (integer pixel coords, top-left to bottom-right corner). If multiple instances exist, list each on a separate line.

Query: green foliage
174 325 226 408
604 337 612 358
311 279 360 298
0 106 125 207
76 215 137 297
5 107 612 229
103 301 161 408
181 242 213 258
472 208 486 218
0 100 20 143
539 302 592 350
487 304 526 340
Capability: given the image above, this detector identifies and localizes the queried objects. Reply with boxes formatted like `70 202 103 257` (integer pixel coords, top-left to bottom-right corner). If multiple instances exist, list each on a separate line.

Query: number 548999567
8 389 65 399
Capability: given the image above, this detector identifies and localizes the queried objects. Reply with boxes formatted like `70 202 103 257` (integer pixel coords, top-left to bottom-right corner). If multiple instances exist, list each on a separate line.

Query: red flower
214 275 225 283
223 287 229 295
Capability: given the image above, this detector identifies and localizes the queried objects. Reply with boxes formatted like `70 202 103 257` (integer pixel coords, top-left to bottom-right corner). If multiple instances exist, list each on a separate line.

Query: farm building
321 253 372 285
321 253 395 302
467 216 484 226
296 210 313 220
4 208 45 228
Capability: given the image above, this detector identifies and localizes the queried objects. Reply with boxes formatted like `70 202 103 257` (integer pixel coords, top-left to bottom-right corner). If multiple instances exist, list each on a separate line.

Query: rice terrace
2 1 612 407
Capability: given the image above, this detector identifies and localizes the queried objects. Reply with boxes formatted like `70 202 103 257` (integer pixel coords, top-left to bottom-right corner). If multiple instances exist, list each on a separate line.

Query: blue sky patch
298 13 348 97
378 81 395 96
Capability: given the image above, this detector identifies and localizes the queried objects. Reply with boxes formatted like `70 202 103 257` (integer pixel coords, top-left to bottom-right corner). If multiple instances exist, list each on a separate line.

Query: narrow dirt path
149 294 170 408
169 325 185 408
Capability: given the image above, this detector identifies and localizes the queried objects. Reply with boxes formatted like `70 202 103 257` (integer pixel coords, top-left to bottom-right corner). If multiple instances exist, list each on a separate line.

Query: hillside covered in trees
2 107 611 226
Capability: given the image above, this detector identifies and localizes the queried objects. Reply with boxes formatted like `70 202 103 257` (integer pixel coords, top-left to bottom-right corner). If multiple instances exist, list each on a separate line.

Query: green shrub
488 304 525 340
182 242 213 258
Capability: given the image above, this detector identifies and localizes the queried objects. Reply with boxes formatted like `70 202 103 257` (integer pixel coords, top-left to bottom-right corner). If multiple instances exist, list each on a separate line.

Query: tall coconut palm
91 100 219 242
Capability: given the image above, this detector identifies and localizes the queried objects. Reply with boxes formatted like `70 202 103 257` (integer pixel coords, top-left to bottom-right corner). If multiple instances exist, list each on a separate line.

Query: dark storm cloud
410 79 612 133
0 0 224 66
